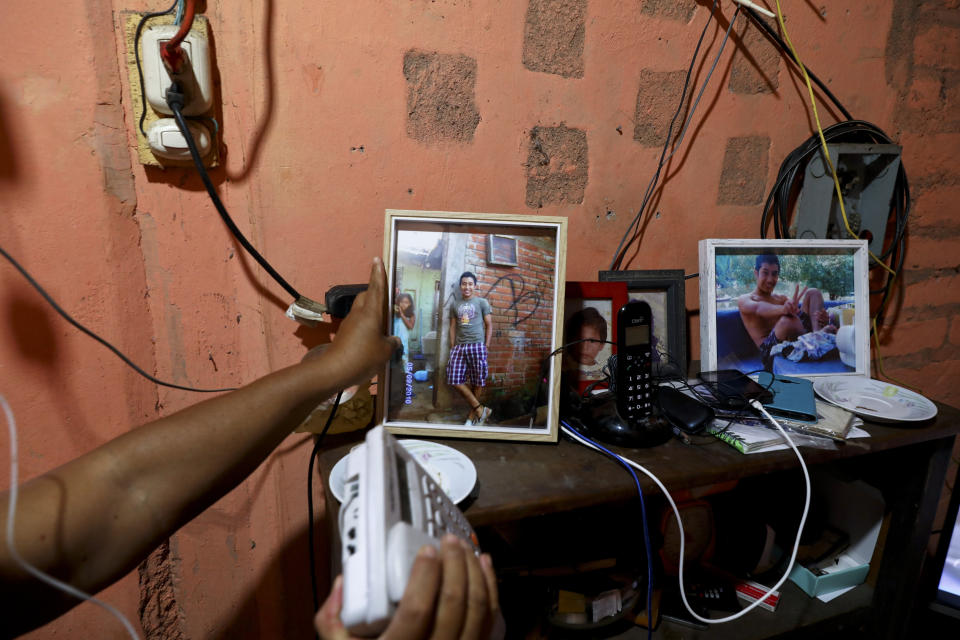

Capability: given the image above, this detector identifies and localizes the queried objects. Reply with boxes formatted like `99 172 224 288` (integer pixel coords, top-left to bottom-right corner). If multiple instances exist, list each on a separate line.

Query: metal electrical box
793 143 902 255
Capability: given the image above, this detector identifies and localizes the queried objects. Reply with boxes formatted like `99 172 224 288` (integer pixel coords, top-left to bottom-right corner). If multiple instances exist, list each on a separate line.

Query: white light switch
147 119 212 162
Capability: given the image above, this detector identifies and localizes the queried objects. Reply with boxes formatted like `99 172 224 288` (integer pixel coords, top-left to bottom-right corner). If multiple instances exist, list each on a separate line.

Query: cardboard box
788 476 885 597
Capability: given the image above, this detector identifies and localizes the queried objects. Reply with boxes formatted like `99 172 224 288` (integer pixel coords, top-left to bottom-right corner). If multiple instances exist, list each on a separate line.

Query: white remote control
338 426 479 636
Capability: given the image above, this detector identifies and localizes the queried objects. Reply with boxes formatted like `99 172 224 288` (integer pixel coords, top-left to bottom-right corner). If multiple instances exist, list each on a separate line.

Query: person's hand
315 535 501 640
816 308 830 327
782 285 807 317
323 258 401 389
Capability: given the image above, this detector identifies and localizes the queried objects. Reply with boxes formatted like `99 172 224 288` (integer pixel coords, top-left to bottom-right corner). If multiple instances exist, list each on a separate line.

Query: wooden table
317 402 960 638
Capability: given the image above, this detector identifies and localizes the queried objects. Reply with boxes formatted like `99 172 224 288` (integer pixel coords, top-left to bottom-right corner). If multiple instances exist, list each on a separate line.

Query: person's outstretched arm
0 258 399 636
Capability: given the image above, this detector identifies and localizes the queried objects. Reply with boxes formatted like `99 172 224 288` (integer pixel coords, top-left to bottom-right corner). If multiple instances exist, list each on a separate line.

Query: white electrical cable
2 394 141 640
732 0 775 18
561 400 810 624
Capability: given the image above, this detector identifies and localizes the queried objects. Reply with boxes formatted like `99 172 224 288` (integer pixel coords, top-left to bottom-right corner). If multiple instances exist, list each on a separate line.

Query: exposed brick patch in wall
893 302 960 324
522 0 586 78
728 16 780 95
904 266 960 287
878 316 950 358
950 315 960 346
633 69 691 147
885 0 960 134
640 0 696 22
462 234 557 419
717 135 769 205
403 50 481 143
525 124 588 207
914 24 960 70
870 357 960 406
138 540 185 639
881 1 960 392
874 346 960 380
912 169 960 193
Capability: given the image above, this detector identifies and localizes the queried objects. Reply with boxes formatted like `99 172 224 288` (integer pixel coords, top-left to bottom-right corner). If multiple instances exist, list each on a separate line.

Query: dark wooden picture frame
598 269 687 378
562 281 628 396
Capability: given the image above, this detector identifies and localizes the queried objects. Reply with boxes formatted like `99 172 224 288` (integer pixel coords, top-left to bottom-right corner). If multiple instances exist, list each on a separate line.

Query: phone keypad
621 351 653 423
418 473 477 550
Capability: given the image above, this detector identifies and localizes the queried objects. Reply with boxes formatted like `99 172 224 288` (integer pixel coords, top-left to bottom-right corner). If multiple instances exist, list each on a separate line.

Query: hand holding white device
338 426 480 636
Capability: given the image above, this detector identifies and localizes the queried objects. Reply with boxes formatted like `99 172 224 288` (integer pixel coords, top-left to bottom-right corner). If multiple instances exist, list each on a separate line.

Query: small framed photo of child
562 281 628 396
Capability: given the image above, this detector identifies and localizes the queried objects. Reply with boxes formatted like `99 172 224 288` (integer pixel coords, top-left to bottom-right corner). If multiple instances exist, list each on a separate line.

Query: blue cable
560 420 654 639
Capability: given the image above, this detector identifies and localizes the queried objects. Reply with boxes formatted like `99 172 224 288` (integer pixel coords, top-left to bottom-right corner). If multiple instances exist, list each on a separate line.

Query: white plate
328 439 477 504
813 376 937 423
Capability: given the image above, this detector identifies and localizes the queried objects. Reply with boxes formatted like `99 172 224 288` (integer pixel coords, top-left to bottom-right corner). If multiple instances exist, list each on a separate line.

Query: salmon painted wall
1 0 958 637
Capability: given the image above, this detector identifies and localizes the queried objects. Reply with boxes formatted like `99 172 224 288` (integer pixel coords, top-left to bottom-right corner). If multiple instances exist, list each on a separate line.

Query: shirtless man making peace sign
737 253 836 370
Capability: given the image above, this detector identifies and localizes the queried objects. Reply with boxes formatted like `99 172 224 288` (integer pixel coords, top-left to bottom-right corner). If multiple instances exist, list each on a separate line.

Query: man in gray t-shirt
447 271 494 425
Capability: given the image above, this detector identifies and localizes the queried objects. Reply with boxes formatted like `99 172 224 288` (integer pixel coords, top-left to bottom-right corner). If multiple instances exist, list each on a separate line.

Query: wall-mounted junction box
122 12 218 167
793 144 902 256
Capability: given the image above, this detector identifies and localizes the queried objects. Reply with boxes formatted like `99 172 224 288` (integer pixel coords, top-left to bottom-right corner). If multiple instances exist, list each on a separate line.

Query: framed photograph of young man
381 210 567 442
698 239 870 378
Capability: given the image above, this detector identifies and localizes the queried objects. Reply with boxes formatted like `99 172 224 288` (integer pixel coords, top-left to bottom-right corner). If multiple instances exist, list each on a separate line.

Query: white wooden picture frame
699 238 870 379
381 210 567 442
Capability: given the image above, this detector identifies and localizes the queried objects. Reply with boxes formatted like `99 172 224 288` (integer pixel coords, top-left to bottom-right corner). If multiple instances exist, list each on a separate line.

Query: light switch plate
147 118 212 162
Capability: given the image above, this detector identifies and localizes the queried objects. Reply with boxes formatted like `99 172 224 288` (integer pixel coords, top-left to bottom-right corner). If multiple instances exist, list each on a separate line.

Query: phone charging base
572 392 672 448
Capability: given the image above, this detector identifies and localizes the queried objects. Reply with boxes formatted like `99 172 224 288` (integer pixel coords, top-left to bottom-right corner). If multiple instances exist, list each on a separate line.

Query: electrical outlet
141 24 213 116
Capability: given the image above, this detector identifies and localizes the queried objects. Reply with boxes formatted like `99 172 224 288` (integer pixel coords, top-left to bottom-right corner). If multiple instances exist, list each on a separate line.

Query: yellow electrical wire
772 1 896 278
774 1 919 390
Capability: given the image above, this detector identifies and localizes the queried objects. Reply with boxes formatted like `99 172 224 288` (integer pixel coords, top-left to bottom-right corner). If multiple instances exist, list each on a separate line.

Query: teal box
788 477 884 598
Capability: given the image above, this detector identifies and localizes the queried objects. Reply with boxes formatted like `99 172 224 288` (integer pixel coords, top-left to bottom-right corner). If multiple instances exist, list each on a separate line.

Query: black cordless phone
616 301 654 425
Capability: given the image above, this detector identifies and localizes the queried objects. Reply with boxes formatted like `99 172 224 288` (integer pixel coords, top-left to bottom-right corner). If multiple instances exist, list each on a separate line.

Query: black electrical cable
307 391 344 618
609 0 729 271
758 120 910 327
742 4 910 328
0 244 235 394
166 88 303 301
742 7 853 122
135 0 179 137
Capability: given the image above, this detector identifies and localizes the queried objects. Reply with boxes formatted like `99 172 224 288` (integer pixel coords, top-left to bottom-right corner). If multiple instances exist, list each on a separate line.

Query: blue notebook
755 372 818 423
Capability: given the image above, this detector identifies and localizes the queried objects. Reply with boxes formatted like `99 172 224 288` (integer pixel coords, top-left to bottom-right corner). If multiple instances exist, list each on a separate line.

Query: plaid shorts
447 342 488 386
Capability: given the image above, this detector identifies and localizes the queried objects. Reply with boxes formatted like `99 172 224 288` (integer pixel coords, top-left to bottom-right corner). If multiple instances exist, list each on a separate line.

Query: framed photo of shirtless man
381 210 567 442
698 239 869 378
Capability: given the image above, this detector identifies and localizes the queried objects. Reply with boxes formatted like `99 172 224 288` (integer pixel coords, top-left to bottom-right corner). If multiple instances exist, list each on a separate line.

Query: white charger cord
561 398 810 624
2 394 141 640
